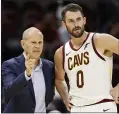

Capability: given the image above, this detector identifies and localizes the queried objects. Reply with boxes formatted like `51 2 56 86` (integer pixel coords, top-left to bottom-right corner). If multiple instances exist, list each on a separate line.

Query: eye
68 19 74 23
31 41 36 44
38 42 42 44
77 17 81 21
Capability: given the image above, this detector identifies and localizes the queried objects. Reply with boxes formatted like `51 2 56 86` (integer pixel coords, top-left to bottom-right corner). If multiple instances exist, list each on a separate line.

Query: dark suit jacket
2 54 55 113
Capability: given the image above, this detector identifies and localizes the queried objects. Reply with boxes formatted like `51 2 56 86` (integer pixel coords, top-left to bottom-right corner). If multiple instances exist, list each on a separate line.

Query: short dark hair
61 3 84 21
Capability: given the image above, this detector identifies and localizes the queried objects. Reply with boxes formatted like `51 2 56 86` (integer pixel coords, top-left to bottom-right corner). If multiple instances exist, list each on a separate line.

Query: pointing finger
26 54 30 60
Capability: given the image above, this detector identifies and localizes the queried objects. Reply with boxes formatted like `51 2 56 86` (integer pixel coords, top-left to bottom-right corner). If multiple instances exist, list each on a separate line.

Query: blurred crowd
1 0 119 113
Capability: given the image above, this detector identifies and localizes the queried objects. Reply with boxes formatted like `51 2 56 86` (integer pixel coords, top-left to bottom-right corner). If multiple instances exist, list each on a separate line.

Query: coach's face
21 32 43 60
62 11 86 38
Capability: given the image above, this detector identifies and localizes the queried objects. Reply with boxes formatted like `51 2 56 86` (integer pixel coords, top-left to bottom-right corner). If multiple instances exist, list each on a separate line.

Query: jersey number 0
77 70 84 88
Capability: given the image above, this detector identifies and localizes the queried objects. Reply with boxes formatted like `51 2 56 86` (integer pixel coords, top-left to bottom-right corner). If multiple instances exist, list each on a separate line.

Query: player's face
63 11 86 38
21 33 43 60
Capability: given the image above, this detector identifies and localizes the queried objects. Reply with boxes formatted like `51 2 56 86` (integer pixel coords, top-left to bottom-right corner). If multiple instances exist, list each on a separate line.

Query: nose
34 43 40 48
74 21 78 27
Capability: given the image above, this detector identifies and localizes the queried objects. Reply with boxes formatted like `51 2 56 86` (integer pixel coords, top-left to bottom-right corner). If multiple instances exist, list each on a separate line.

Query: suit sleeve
2 61 29 102
51 62 55 101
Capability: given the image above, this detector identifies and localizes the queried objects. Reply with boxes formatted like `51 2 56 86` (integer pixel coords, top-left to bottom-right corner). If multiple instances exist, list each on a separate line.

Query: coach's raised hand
25 54 36 77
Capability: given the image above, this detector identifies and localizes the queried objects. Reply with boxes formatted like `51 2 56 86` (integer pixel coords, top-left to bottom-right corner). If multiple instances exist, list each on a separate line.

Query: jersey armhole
92 33 106 61
62 44 65 70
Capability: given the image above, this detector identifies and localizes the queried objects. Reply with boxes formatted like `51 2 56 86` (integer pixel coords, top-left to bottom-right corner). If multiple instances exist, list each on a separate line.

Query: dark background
1 0 119 113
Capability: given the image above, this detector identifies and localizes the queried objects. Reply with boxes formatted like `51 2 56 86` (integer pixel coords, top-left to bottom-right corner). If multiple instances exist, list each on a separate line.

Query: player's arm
110 83 119 104
54 46 72 111
94 34 119 103
95 33 119 55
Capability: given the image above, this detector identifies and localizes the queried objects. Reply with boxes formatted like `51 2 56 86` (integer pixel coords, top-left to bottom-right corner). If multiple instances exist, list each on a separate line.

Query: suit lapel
28 79 36 104
17 54 36 104
42 59 48 94
16 54 25 72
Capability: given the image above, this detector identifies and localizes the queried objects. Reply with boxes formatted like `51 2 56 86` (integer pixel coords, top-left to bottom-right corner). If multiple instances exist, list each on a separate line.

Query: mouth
73 28 81 31
73 29 81 33
33 51 40 53
74 29 80 31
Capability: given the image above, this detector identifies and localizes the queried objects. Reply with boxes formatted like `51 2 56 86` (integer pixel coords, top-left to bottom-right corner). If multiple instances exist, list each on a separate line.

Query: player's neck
71 31 88 47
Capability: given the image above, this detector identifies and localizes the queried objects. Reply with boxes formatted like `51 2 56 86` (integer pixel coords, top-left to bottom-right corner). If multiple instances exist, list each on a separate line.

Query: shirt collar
38 59 43 69
23 52 26 59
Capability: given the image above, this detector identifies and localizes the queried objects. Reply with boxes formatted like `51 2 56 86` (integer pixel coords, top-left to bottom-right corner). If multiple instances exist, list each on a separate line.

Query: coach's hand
110 83 119 104
64 96 72 112
25 54 36 77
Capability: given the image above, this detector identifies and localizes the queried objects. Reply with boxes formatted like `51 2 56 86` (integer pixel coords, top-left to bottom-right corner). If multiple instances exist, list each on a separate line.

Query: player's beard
66 25 85 38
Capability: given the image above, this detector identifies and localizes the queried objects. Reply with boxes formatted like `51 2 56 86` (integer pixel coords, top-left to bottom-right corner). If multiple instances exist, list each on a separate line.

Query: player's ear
61 20 66 29
83 17 86 25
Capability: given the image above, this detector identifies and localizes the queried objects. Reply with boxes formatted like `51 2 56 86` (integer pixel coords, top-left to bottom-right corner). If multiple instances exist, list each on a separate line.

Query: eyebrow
31 40 42 43
68 19 74 21
77 17 81 19
68 16 81 21
38 41 42 43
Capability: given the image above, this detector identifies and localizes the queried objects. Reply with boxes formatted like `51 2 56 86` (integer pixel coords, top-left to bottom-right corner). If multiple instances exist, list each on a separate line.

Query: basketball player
54 3 119 112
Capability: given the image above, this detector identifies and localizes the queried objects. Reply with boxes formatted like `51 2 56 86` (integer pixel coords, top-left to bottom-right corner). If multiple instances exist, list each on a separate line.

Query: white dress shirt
24 53 46 112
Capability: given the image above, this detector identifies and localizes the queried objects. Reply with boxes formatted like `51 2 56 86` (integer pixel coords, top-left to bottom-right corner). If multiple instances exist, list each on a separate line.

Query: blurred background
1 0 119 113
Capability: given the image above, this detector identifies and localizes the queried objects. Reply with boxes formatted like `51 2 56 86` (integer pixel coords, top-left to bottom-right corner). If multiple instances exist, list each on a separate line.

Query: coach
2 27 55 113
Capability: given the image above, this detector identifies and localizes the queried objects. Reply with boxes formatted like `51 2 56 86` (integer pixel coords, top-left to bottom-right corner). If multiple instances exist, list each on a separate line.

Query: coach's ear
21 40 25 50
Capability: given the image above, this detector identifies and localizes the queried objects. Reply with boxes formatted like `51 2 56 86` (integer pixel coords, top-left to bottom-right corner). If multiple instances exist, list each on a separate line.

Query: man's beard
66 25 85 38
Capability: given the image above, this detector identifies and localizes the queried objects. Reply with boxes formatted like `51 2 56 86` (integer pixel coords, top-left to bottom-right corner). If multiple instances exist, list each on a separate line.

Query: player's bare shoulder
94 33 114 43
54 46 63 63
94 33 113 48
54 46 65 80
94 33 119 55
95 33 111 37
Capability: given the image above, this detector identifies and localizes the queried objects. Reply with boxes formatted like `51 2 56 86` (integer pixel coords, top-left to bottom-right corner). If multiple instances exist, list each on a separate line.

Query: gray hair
22 27 43 40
